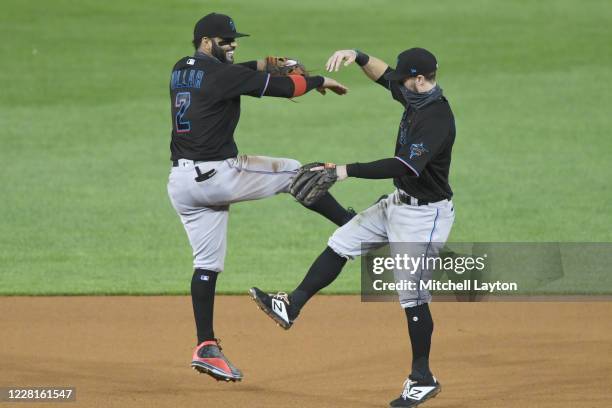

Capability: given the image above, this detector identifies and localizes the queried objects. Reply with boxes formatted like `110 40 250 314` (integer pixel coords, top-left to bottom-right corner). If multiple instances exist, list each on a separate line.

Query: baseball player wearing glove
290 162 341 206
264 56 307 76
167 12 354 383
251 48 456 407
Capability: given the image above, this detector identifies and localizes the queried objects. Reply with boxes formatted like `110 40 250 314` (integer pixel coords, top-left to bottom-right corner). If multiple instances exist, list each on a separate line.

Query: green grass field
1 0 611 295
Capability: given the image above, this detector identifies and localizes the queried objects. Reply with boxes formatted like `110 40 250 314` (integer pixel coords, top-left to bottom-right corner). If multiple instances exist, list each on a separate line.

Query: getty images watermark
360 242 612 301
369 251 517 293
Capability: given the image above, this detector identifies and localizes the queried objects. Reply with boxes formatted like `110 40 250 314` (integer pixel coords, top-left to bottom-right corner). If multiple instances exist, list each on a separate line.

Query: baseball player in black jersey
167 13 354 382
250 48 456 407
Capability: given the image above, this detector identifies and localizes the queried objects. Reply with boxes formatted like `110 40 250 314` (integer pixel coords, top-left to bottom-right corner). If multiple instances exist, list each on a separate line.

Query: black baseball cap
193 13 249 41
384 48 438 81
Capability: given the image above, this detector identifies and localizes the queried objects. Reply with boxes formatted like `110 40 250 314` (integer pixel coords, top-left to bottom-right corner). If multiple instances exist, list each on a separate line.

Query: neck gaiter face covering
400 84 443 110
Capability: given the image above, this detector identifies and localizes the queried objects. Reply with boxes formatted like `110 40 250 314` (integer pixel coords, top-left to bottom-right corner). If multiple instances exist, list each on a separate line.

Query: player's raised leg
249 195 390 328
225 154 354 226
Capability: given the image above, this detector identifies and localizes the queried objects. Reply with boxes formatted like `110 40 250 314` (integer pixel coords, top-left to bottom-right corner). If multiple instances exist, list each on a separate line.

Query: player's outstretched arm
262 75 348 98
258 56 348 96
325 49 389 82
290 158 412 206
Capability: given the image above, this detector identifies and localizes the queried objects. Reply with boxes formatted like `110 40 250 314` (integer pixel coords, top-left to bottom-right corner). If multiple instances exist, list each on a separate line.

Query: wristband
354 50 370 66
289 75 307 97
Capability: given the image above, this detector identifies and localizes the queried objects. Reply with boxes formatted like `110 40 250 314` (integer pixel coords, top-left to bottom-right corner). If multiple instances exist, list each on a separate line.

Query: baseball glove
265 56 308 76
290 162 338 206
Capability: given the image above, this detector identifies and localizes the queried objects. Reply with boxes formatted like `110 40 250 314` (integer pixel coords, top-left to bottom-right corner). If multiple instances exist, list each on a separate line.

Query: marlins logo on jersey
409 143 428 159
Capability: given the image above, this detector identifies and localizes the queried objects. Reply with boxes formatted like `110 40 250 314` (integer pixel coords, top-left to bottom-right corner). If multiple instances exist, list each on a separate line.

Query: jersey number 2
175 92 191 133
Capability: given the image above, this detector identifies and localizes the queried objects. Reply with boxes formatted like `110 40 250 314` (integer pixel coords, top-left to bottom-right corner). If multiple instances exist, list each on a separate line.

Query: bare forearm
357 53 389 82
326 49 389 82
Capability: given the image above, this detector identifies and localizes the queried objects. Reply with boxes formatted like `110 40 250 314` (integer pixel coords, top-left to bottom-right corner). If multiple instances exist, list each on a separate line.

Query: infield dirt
1 297 610 407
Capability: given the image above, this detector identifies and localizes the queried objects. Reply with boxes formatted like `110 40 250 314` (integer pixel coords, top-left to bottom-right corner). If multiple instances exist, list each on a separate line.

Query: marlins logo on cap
193 13 250 41
385 48 438 81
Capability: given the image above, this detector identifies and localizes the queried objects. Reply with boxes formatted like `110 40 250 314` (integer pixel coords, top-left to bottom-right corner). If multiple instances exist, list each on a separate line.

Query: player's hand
325 50 357 72
309 163 348 181
317 77 348 95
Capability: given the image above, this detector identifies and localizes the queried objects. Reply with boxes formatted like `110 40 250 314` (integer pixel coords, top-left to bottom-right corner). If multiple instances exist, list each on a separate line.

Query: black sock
405 303 434 382
290 246 347 317
303 192 354 226
191 269 218 344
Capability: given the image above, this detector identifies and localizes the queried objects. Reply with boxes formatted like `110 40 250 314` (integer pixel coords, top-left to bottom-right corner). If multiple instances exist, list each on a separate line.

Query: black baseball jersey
378 76 456 202
169 53 271 161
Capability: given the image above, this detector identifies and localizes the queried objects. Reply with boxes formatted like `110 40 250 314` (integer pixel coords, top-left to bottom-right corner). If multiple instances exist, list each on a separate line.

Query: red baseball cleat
191 339 243 382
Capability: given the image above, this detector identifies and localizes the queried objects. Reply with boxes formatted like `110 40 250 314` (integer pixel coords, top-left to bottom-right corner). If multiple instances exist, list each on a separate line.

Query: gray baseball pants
167 155 300 272
328 190 455 307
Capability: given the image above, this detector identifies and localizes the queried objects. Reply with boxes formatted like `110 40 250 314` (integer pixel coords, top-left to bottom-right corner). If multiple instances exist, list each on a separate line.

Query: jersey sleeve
215 64 271 99
395 112 451 177
236 60 258 70
375 67 406 106
374 67 393 90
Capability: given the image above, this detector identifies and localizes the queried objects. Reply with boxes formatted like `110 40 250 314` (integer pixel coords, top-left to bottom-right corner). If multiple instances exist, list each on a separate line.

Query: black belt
172 160 216 182
172 159 200 167
398 191 434 206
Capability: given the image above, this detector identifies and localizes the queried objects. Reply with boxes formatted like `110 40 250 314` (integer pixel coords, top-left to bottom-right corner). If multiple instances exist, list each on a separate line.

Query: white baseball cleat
249 287 294 329
389 376 441 407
